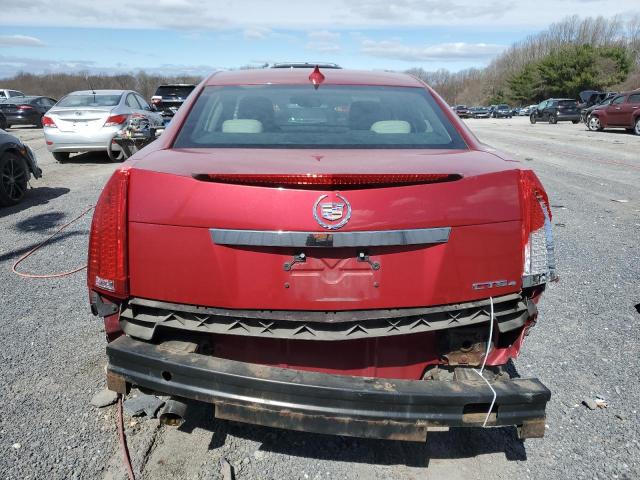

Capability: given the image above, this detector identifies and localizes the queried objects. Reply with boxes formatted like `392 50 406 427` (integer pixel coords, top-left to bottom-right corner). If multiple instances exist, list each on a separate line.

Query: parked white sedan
43 89 163 162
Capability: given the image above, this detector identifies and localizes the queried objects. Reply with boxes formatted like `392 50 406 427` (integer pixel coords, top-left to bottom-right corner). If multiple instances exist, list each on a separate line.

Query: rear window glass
155 86 195 99
56 94 122 107
174 85 466 150
558 100 577 107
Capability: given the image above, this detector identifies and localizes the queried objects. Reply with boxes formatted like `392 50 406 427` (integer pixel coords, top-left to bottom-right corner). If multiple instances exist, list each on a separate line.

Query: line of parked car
454 104 536 119
0 83 196 206
453 88 640 135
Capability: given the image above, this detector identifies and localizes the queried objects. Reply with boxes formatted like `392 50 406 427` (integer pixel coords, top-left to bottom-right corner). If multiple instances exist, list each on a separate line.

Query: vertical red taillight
519 170 557 287
87 167 130 298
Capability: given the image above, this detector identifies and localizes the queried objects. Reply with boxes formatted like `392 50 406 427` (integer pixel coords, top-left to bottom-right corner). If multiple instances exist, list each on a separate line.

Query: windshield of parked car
56 94 122 107
174 85 466 149
155 86 195 99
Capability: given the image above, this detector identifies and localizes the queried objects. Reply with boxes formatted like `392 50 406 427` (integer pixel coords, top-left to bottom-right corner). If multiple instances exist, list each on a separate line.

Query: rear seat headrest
222 119 263 133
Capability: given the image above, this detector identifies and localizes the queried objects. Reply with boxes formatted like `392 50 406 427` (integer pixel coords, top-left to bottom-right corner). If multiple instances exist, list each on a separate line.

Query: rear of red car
90 69 554 441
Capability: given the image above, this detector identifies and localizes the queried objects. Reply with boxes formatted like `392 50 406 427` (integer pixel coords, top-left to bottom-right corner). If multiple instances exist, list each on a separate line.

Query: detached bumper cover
107 336 551 441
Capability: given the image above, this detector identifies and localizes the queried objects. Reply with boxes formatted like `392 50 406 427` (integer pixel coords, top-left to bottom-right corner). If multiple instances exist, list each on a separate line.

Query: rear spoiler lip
192 173 463 190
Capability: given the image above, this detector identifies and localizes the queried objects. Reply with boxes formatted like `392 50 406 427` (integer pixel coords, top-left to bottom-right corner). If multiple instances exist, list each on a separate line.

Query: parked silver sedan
43 89 163 162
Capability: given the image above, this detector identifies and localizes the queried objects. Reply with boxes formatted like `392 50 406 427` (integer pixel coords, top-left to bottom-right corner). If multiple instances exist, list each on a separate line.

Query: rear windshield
174 85 466 149
56 94 122 107
558 100 577 107
155 86 195 99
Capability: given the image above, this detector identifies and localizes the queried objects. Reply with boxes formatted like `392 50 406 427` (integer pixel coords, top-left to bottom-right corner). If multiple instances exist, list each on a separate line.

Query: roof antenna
86 74 96 97
308 65 325 90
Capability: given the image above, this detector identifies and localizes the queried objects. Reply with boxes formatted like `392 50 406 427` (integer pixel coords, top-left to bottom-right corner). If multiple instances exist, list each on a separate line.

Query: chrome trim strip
210 227 451 248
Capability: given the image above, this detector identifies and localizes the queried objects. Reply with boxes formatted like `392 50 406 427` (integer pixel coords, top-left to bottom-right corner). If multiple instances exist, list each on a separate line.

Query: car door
606 95 631 126
535 101 547 119
616 93 640 127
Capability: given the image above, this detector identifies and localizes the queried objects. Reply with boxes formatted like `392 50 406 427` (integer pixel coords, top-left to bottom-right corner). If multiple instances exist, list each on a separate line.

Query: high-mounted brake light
87 167 130 298
520 170 557 287
193 173 462 189
309 65 325 90
41 115 56 128
104 114 129 127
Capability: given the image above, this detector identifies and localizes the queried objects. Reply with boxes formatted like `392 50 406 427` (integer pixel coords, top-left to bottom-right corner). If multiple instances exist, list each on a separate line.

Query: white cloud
243 27 272 40
361 39 506 61
0 35 46 47
0 0 637 29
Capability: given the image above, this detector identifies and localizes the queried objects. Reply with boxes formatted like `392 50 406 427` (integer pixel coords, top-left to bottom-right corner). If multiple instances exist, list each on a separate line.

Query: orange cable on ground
11 205 94 278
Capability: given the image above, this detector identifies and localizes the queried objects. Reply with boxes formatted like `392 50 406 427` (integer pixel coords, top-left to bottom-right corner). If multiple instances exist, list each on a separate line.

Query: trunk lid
127 149 524 310
48 107 114 133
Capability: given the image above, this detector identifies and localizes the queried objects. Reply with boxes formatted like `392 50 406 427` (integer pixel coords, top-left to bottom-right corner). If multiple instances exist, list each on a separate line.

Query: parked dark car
0 129 42 206
587 90 640 135
578 90 617 109
530 99 580 124
580 94 617 123
453 105 471 118
490 104 512 118
0 96 57 128
150 84 196 121
469 106 491 118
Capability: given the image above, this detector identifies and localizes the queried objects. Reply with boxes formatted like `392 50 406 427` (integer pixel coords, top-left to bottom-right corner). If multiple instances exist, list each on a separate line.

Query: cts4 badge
313 194 351 230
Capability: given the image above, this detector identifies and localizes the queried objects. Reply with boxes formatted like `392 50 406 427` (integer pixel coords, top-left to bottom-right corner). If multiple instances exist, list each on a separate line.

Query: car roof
69 90 128 95
205 68 424 87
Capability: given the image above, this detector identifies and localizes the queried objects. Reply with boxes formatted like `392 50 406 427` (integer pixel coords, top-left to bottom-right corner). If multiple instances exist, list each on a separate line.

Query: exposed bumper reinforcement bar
107 336 550 441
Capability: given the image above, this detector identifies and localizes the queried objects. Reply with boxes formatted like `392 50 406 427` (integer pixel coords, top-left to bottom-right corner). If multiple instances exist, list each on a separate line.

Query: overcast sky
0 0 638 78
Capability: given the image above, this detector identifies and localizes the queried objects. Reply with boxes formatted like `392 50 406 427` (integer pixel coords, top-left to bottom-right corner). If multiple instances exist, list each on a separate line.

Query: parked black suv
530 99 580 124
150 84 196 121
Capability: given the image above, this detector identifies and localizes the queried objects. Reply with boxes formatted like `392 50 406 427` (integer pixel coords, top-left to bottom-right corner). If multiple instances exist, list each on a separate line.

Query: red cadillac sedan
90 66 555 441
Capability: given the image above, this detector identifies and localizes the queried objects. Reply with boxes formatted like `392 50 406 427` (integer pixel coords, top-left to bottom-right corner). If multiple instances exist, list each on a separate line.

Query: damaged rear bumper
107 336 550 441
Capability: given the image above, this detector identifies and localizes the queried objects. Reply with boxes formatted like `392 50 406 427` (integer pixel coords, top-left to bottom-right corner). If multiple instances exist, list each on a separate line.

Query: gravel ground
1 118 638 479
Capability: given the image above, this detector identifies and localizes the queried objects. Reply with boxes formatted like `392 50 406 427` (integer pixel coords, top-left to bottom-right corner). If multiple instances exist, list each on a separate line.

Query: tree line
0 71 203 101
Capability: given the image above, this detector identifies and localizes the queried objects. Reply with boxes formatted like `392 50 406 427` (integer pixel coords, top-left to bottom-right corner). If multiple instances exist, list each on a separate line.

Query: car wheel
107 139 126 162
587 115 603 131
0 152 28 207
0 117 6 130
572 120 580 124
53 152 70 163
635 117 640 136
549 114 558 124
530 114 537 124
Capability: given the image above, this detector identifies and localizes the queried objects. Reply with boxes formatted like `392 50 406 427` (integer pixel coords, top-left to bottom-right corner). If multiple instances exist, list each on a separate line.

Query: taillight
104 114 129 127
520 170 557 287
42 115 57 128
17 105 34 110
87 167 130 298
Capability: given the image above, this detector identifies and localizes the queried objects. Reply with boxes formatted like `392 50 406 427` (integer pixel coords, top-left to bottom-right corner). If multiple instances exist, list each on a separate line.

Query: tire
587 115 603 132
549 114 558 124
53 152 70 163
530 114 537 124
0 116 6 130
0 152 28 207
635 117 640 136
572 120 580 124
107 138 126 162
